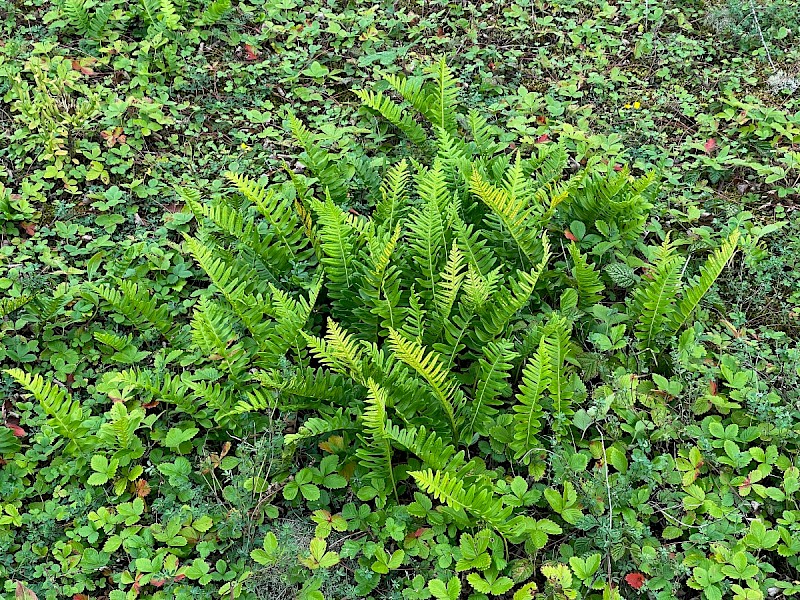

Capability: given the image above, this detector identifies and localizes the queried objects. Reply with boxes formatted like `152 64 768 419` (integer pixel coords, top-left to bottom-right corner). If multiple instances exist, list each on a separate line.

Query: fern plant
12 59 740 550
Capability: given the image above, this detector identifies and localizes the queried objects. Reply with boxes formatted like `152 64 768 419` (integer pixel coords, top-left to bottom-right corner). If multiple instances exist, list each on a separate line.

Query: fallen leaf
564 229 577 242
15 582 38 600
135 479 151 498
704 138 717 153
244 44 259 61
20 222 36 236
625 572 646 590
709 380 718 396
7 424 26 438
536 133 550 143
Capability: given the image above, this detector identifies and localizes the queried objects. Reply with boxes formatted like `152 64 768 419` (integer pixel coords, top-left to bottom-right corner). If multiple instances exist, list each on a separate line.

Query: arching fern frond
284 410 357 448
388 329 462 440
355 90 428 146
200 0 230 25
630 237 683 352
467 338 518 439
472 238 550 344
511 336 549 463
410 469 535 542
670 230 739 334
469 162 541 265
374 159 411 228
5 369 90 451
568 243 605 308
386 423 466 472
356 380 396 497
92 280 184 346
304 319 366 383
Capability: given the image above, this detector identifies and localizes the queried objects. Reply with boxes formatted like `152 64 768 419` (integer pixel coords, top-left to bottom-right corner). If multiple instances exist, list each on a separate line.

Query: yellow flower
633 101 641 109
240 142 251 151
624 103 631 109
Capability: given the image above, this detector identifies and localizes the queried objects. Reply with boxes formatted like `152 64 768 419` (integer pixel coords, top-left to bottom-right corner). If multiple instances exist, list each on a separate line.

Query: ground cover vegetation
1 0 800 598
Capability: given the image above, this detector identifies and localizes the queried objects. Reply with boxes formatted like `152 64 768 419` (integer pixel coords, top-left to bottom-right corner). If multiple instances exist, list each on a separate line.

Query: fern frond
289 113 349 203
94 331 133 352
5 369 90 450
0 295 31 319
410 469 535 542
426 57 459 134
358 223 404 338
356 380 396 497
312 195 356 309
92 280 184 346
374 159 411 228
469 161 541 264
200 0 230 25
406 191 445 304
183 235 265 333
284 410 357 448
223 173 311 269
568 243 605 308
467 109 501 158
158 0 180 29
191 298 250 379
467 338 518 439
388 329 461 440
109 368 191 408
511 336 550 462
473 238 550 344
384 73 435 124
430 241 466 341
630 238 683 351
670 230 739 333
542 315 575 428
386 423 466 472
64 0 91 33
304 319 366 383
356 90 428 146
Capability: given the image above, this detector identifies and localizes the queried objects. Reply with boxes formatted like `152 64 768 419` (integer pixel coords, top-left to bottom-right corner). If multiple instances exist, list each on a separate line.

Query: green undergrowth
1 0 800 599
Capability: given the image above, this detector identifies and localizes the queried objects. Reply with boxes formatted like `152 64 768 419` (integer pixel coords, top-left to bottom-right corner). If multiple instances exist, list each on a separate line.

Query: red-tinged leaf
536 115 547 124
66 373 75 387
7 424 26 438
709 380 718 396
15 582 38 600
71 59 82 71
73 595 89 600
411 527 427 538
20 222 36 236
243 44 259 60
704 138 717 154
132 572 142 594
738 476 751 496
151 579 165 588
135 479 151 498
625 572 646 590
613 163 623 171
536 133 550 143
508 141 516 150
564 229 578 242
174 574 186 582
